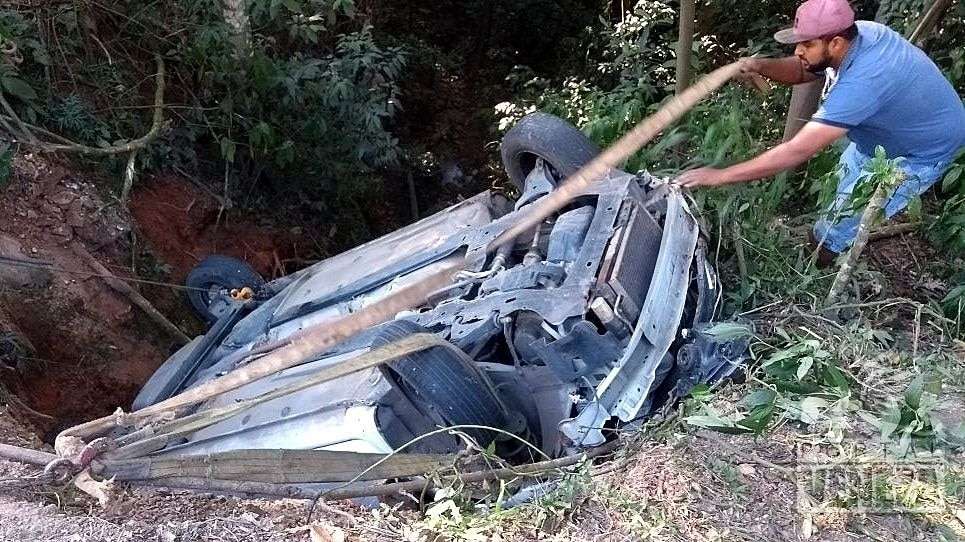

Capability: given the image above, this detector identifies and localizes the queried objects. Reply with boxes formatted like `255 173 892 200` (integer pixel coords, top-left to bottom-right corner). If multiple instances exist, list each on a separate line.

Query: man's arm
741 56 819 85
676 121 846 188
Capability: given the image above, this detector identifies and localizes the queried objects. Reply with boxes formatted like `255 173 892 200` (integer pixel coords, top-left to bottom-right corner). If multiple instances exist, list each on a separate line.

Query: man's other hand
675 167 727 188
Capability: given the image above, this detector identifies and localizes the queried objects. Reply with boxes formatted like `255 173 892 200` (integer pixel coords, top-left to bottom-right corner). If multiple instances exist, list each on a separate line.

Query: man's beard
805 53 834 74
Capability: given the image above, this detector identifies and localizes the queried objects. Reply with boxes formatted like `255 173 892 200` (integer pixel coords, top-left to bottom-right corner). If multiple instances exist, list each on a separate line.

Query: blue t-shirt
813 21 965 164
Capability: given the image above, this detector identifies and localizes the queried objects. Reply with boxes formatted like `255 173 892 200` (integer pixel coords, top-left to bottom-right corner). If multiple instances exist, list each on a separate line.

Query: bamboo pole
492 61 745 249
54 257 462 456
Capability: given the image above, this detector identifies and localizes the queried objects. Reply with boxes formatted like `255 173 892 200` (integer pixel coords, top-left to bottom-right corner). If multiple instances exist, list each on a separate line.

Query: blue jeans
812 143 950 253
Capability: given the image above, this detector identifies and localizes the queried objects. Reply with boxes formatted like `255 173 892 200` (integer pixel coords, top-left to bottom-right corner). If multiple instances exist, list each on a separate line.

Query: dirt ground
3 402 962 542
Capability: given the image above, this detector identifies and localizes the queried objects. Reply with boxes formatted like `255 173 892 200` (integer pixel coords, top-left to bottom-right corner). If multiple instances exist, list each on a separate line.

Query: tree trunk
675 0 696 95
222 0 251 58
908 0 954 47
609 0 629 23
782 79 823 141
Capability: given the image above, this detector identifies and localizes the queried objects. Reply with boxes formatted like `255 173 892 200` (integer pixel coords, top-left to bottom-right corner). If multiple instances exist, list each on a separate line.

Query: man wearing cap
676 0 965 260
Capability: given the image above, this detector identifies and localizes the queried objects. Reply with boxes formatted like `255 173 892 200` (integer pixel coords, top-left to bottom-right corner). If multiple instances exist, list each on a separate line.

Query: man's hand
734 58 771 94
675 167 728 188
735 58 761 83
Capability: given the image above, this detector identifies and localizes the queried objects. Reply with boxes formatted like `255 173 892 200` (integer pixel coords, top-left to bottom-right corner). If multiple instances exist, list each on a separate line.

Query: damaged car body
133 112 749 462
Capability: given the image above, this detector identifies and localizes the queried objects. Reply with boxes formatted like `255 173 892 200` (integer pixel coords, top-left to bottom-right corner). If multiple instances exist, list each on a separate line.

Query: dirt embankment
0 156 301 441
128 174 303 283
0 155 171 438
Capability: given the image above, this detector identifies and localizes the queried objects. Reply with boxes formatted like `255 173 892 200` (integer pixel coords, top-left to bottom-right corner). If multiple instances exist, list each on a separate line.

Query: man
676 0 965 259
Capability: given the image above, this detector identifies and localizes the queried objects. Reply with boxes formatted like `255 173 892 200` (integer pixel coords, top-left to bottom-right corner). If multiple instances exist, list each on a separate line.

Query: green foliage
833 146 906 219
45 95 110 145
859 373 942 456
687 328 853 436
0 1 411 240
929 149 965 253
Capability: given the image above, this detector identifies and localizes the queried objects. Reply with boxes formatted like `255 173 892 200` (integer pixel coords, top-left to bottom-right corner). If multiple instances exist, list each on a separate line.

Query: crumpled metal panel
559 190 699 445
273 192 494 315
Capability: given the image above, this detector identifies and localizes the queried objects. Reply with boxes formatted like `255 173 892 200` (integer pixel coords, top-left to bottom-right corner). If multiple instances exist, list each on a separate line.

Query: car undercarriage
133 112 750 467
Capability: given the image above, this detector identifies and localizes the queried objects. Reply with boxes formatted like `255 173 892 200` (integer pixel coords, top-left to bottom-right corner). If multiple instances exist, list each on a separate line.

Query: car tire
500 112 602 190
185 255 265 324
373 320 510 449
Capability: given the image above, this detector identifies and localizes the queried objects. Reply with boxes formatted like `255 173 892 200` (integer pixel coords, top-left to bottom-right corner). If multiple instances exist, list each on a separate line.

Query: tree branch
824 180 895 307
38 55 166 155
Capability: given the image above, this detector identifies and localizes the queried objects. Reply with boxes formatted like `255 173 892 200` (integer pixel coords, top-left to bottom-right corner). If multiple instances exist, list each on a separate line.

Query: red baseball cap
774 0 855 44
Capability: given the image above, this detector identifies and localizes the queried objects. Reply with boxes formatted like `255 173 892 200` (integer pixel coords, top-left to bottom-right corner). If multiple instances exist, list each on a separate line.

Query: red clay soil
0 159 312 441
0 155 180 439
129 174 301 282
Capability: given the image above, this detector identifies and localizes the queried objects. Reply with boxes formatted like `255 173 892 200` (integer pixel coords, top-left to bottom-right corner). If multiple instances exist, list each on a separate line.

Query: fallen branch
130 439 621 502
71 243 190 345
0 443 58 466
29 55 167 155
319 438 622 502
824 180 895 307
868 221 920 241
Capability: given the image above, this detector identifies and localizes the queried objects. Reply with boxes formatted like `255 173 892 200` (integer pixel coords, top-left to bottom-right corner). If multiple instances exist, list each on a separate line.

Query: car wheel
373 320 510 450
185 255 265 324
500 112 602 190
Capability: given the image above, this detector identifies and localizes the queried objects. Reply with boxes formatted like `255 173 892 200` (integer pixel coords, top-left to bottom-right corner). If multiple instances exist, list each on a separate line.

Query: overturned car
134 113 748 461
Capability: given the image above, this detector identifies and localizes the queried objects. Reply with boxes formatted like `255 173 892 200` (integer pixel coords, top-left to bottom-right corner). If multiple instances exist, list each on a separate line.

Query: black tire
373 321 509 449
500 112 602 190
185 255 264 324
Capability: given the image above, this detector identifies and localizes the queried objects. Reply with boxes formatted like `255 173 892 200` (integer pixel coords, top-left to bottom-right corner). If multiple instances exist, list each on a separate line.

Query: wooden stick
98 448 455 483
824 182 892 307
318 438 622 502
54 257 462 456
126 439 622 502
674 0 696 94
868 221 920 241
0 443 58 466
71 243 191 345
908 0 954 46
491 61 744 249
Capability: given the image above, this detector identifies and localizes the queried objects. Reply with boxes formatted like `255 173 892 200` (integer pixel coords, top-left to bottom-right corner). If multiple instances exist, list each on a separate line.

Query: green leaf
220 138 236 163
737 403 775 434
702 322 754 341
1 76 37 101
821 363 851 394
942 167 962 192
942 285 965 304
879 403 902 439
688 383 712 400
796 356 814 381
743 388 776 409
